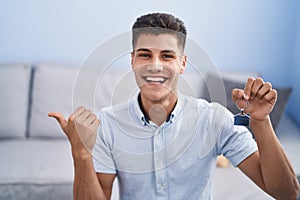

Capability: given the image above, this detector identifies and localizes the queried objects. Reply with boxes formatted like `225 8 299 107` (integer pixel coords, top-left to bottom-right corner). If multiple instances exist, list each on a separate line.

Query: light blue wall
288 2 300 126
1 0 299 125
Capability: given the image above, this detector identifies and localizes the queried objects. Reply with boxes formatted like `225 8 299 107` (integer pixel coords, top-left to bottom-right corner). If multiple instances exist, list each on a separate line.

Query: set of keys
234 95 250 126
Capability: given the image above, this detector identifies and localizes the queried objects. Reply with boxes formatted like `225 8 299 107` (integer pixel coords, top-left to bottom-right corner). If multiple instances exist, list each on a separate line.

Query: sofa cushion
93 66 137 111
201 72 261 102
0 139 73 200
29 64 78 138
270 87 292 129
29 64 138 138
178 70 207 99
0 64 31 138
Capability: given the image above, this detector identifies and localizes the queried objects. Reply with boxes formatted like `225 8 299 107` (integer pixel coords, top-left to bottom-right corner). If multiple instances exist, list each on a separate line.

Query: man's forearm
73 155 107 200
251 116 299 199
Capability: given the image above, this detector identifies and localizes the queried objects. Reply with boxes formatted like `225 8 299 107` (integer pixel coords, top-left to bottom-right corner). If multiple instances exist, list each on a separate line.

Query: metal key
234 97 250 126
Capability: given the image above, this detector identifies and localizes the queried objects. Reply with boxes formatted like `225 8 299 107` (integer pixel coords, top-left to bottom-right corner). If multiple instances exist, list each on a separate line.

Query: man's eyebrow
135 48 151 52
161 49 176 54
134 48 177 53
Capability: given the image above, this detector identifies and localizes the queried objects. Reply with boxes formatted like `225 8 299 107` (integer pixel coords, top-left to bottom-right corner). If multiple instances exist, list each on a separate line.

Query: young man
49 13 299 199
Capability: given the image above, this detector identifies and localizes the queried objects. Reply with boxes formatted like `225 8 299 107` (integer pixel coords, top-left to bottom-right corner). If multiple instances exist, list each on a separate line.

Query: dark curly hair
132 13 187 51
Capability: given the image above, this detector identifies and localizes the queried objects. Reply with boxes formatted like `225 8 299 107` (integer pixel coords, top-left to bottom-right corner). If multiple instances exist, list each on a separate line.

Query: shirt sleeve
92 112 117 174
216 105 258 167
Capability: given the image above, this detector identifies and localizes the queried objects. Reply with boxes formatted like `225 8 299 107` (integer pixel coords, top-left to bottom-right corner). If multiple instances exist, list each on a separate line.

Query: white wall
0 0 299 125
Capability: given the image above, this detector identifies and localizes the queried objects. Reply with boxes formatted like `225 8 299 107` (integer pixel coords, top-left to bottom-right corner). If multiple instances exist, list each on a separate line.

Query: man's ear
180 55 187 74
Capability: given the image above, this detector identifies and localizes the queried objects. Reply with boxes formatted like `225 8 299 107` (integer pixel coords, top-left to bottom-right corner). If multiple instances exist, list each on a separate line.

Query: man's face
131 33 186 102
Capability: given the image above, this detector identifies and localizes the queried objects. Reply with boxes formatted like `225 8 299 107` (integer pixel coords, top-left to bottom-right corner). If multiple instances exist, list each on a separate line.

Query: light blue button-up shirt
93 92 257 200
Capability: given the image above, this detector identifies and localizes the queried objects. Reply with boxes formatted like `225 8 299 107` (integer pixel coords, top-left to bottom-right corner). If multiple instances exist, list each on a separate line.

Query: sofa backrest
29 64 78 138
28 64 208 138
1 63 289 139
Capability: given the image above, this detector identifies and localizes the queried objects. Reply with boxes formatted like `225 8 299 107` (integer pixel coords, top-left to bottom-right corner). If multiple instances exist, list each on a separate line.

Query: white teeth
145 77 165 82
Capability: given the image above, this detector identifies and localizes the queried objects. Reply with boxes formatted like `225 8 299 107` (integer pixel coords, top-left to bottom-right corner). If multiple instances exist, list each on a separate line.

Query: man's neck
139 92 178 126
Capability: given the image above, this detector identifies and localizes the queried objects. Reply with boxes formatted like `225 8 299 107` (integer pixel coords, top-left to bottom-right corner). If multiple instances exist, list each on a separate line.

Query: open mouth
143 76 167 84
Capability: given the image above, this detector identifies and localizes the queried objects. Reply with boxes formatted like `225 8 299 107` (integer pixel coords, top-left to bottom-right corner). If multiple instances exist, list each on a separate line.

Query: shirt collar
132 91 183 126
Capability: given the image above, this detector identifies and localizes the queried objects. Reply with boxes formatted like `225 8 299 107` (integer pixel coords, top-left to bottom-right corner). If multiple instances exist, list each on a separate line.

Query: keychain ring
235 97 250 111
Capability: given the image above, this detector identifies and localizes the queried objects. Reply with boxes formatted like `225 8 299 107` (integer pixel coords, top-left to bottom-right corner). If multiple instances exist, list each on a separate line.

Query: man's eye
138 54 151 58
162 54 175 59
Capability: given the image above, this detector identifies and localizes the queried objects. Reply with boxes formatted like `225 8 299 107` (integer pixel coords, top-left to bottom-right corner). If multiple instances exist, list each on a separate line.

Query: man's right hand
48 106 100 160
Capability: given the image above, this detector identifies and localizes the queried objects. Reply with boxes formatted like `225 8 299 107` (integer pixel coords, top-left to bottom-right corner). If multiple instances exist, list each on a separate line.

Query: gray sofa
0 63 298 200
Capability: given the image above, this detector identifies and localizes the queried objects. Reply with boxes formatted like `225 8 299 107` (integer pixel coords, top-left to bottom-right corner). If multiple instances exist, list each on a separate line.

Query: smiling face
131 33 187 104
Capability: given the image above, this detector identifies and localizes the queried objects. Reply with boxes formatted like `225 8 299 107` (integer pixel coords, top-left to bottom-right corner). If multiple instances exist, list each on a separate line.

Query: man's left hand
232 77 277 121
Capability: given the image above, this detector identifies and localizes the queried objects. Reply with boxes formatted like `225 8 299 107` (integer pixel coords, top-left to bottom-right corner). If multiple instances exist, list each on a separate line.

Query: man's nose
147 64 164 72
147 56 163 72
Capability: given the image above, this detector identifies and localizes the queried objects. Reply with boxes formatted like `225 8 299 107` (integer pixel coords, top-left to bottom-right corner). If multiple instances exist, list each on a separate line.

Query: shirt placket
153 126 167 199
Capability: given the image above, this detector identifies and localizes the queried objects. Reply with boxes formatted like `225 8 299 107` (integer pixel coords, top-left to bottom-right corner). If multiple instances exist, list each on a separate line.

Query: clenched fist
232 77 277 121
48 106 100 159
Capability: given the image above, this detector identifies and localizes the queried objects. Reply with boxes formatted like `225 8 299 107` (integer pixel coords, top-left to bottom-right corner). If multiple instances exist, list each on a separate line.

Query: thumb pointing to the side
48 112 68 131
